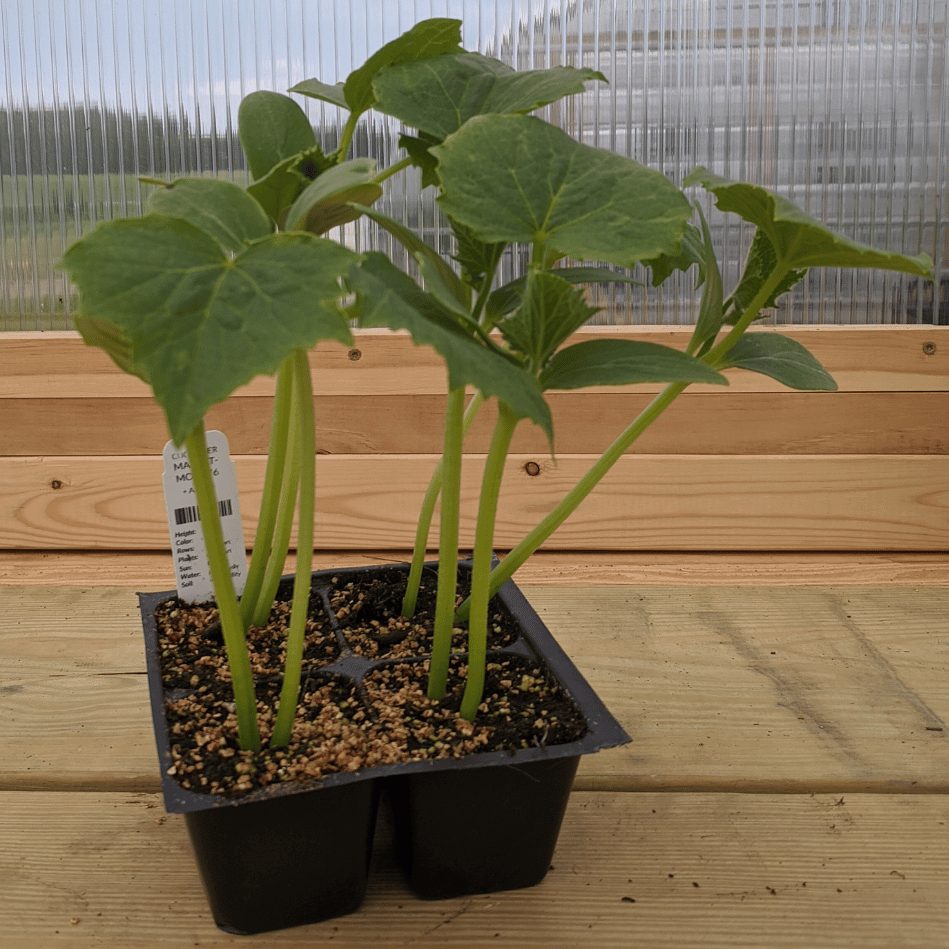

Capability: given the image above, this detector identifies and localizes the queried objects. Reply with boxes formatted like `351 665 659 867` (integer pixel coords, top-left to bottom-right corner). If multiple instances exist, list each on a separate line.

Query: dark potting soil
155 568 587 799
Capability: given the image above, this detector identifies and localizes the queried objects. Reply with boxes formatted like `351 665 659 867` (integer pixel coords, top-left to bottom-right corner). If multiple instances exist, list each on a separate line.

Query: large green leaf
60 216 355 443
540 338 728 391
246 145 335 222
73 315 147 383
284 158 382 232
373 51 604 139
343 18 463 117
145 178 273 253
718 333 837 391
348 254 552 439
435 114 692 266
238 91 318 181
499 269 599 370
684 168 934 276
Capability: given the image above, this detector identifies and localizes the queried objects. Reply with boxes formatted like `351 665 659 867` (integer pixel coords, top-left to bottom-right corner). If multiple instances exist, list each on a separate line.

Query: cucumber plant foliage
60 18 933 751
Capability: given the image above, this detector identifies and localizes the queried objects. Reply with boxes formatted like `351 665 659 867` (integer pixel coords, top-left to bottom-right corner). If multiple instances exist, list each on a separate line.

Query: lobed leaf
145 178 274 254
685 167 934 276
486 266 639 325
373 51 604 139
60 216 355 443
718 333 838 391
499 269 599 370
348 254 553 440
540 338 728 391
343 18 463 117
434 114 692 267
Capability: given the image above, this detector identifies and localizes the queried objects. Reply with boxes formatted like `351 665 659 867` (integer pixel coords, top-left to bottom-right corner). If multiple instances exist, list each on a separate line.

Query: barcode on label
174 498 233 526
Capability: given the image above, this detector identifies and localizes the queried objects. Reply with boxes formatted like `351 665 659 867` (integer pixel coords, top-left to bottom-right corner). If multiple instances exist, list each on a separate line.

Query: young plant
59 16 935 753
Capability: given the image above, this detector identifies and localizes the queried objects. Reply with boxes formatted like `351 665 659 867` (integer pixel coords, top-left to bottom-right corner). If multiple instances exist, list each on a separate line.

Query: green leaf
723 229 807 325
718 333 838 391
684 167 934 276
689 204 725 354
486 267 638 325
540 338 728 391
73 315 148 383
499 270 599 369
289 78 348 110
145 178 274 254
643 223 704 287
238 91 318 181
448 216 505 289
348 253 552 439
398 133 441 189
343 18 463 117
350 202 469 308
285 158 382 232
435 114 692 267
373 51 605 139
60 216 355 443
246 145 335 222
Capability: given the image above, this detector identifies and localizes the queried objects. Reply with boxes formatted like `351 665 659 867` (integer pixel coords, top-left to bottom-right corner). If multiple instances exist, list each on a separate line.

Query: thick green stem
241 358 294 628
372 155 414 185
270 349 315 748
455 381 689 622
185 425 261 751
426 386 466 701
401 391 486 618
459 403 518 721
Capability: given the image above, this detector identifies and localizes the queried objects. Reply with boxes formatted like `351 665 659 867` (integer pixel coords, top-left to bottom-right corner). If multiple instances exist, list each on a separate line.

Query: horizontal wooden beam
5 391 948 456
3 454 946 551
3 326 947 398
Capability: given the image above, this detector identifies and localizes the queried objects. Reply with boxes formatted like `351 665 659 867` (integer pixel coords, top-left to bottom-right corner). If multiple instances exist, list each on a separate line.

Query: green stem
184 424 261 752
455 381 690 622
241 358 294 628
372 155 414 185
427 385 466 701
459 402 518 722
334 110 361 162
401 390 486 618
270 349 315 748
250 395 301 629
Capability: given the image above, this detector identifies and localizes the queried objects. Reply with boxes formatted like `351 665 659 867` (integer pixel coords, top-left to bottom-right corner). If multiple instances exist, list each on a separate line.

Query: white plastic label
162 430 247 603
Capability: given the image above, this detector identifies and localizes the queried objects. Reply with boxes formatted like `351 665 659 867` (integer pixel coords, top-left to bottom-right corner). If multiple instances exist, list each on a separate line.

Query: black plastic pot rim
139 560 631 815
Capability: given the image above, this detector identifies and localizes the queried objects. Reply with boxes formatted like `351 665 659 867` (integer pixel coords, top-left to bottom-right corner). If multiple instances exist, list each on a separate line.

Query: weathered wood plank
2 790 947 948
3 326 946 398
3 585 947 793
4 550 949 588
3 454 946 551
6 391 947 456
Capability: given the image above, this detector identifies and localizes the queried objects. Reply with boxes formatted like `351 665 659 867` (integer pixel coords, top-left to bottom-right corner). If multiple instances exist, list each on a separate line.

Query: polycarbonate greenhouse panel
1 0 945 329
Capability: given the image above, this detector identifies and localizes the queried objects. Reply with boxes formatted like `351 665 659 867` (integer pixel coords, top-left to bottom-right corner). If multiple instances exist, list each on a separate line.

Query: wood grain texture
3 550 949 587
3 326 947 398
3 584 947 793
3 454 946 551
6 391 948 456
2 790 947 948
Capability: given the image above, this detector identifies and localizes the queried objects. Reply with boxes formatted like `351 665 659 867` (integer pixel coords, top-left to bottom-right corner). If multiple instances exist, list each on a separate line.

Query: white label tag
162 430 247 603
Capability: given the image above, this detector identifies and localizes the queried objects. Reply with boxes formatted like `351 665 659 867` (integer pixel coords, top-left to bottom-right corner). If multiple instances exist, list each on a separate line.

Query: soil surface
153 566 587 798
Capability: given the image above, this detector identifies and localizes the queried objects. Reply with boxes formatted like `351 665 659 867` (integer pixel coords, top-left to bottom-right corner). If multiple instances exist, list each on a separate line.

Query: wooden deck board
3 583 947 794
3 790 947 949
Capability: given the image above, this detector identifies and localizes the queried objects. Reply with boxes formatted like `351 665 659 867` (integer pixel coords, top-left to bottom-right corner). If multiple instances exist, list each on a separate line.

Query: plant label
162 431 247 603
